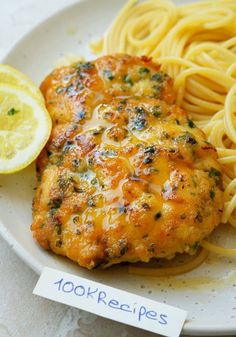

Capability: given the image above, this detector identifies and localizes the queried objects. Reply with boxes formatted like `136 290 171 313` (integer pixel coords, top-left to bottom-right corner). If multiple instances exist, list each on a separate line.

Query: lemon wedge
0 83 51 173
0 64 44 103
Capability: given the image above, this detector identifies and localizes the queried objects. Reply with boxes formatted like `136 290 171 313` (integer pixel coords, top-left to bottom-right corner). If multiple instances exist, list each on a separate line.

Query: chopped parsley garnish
208 167 221 186
117 104 123 112
46 150 52 157
7 107 19 116
73 62 94 71
210 189 215 200
55 86 64 94
103 69 114 80
120 99 127 105
118 239 129 256
88 157 93 165
147 243 156 253
143 156 153 164
152 84 161 92
76 82 85 90
48 198 62 209
123 74 133 86
87 196 95 207
131 106 147 130
134 115 146 130
120 245 128 256
187 119 195 128
177 133 197 145
72 159 80 167
76 110 86 121
142 203 150 210
162 131 170 139
55 239 62 247
55 224 62 235
63 140 75 152
154 211 162 220
144 146 156 154
151 72 164 82
135 106 146 114
91 177 98 185
151 105 162 118
143 146 155 164
139 67 150 75
48 198 62 216
66 84 77 97
195 211 203 223
191 241 200 250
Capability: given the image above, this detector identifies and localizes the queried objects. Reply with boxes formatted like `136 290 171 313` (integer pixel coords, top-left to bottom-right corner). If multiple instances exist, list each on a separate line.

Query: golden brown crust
31 54 223 269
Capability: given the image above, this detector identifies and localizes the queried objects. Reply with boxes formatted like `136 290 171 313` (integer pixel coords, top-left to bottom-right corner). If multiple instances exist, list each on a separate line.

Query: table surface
0 1 234 337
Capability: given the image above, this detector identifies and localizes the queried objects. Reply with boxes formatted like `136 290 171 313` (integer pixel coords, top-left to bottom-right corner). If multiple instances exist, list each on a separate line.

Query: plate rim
1 0 236 335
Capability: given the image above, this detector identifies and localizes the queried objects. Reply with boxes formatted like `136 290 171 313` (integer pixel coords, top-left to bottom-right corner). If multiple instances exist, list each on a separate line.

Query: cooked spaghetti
91 0 236 261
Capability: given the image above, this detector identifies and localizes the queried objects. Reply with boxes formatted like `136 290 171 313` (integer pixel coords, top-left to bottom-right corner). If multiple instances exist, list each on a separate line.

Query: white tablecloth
0 1 233 336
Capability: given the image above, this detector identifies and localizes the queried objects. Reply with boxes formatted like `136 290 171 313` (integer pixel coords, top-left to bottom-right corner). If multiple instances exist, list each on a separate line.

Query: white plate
1 0 236 335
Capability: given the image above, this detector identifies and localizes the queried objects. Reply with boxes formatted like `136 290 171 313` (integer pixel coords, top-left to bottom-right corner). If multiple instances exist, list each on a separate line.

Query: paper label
33 267 187 337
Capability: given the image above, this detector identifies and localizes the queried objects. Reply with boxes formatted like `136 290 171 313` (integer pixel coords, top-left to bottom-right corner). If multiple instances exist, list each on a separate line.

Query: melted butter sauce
67 97 187 251
101 177 126 203
78 101 169 207
146 260 236 291
134 225 236 291
93 254 236 292
82 103 111 132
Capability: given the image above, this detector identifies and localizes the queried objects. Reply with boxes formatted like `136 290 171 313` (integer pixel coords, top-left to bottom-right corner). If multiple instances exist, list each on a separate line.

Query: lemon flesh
0 64 44 103
0 83 51 173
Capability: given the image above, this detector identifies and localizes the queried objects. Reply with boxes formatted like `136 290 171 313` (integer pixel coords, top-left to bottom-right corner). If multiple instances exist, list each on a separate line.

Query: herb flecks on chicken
31 55 223 269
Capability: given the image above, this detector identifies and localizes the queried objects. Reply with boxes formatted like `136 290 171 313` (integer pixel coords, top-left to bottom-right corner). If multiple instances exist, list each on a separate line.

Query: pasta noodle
91 0 236 269
128 248 208 277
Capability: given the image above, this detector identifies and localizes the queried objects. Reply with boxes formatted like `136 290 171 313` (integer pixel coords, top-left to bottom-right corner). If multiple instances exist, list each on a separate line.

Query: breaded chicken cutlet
31 54 223 269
